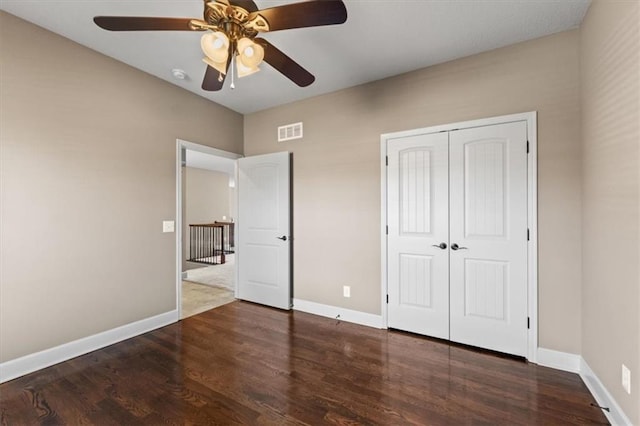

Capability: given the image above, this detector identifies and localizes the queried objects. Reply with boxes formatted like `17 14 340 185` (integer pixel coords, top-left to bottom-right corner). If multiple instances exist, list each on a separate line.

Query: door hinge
385 156 388 166
386 225 388 235
527 228 530 241
386 294 389 304
527 317 530 329
526 140 530 154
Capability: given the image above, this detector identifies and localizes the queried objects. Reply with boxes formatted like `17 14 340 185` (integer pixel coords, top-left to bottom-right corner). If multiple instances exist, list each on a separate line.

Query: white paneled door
387 132 450 339
237 152 291 310
449 122 528 356
386 121 529 357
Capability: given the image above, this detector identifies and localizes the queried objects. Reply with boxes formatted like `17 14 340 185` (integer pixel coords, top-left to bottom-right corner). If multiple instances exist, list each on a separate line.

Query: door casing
380 112 538 362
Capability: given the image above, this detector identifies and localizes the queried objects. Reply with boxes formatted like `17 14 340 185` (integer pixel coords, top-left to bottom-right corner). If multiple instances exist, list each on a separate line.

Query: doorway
176 140 242 319
176 141 293 319
380 112 538 361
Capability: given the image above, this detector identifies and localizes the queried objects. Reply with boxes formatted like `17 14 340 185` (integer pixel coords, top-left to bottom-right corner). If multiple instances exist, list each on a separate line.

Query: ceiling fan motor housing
203 0 266 42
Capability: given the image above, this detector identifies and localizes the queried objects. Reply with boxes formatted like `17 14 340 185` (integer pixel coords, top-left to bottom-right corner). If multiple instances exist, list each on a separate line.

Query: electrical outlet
622 364 631 394
343 286 351 298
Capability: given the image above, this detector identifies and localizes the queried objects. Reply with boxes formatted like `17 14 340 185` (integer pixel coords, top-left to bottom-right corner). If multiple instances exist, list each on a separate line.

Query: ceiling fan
94 0 348 91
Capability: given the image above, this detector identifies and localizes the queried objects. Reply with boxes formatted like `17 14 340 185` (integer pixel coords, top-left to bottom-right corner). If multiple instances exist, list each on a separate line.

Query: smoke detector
171 68 188 80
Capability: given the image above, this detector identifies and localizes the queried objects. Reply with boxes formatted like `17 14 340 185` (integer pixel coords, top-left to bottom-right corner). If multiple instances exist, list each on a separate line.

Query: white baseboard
537 347 581 373
0 310 178 383
537 348 632 425
580 358 633 426
293 299 384 329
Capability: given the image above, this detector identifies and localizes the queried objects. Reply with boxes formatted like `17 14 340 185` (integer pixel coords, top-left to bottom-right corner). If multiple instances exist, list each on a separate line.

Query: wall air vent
278 122 303 142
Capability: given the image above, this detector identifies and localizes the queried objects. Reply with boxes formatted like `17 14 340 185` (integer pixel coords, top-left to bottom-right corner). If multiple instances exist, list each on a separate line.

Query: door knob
451 243 468 251
276 236 287 241
432 242 447 250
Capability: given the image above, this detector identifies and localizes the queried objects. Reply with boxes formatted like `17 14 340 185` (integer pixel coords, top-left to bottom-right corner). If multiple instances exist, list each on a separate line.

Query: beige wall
245 30 583 354
0 12 243 362
580 1 640 423
182 167 232 270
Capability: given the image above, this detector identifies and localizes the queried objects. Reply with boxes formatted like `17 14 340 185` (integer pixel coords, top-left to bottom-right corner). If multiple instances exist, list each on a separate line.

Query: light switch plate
163 220 175 233
343 286 351 298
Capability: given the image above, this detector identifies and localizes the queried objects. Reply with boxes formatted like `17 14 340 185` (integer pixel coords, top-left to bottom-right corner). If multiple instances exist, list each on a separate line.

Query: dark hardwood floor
1 301 608 425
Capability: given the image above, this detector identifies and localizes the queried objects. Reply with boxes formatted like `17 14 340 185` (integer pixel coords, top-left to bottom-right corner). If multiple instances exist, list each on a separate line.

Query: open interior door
237 152 291 310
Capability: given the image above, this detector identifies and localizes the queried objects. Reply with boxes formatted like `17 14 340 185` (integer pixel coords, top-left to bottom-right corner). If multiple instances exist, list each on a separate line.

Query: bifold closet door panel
387 132 450 339
448 121 528 357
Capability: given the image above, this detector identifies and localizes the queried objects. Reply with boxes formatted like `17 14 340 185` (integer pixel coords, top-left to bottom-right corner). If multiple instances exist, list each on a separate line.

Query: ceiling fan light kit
93 0 348 92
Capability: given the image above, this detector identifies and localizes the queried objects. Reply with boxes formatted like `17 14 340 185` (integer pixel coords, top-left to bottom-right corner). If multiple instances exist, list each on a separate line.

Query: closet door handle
276 236 287 241
432 242 447 250
451 243 468 251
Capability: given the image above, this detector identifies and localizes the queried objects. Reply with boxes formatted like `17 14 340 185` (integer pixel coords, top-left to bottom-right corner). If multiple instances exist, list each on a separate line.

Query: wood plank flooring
1 301 609 425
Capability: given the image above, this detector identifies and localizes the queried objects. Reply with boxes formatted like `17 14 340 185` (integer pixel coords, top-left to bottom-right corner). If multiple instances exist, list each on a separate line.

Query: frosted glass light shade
236 55 260 78
201 31 229 75
237 37 264 69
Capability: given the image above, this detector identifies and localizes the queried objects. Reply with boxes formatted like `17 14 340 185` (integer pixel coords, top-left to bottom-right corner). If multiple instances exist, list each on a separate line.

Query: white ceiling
186 149 235 175
1 0 591 114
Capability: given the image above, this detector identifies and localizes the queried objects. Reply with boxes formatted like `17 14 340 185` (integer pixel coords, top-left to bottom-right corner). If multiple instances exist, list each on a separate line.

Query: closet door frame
380 111 538 363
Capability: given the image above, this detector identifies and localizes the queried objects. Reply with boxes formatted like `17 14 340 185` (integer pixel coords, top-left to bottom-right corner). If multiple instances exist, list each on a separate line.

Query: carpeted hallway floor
181 281 235 319
181 254 235 319
184 254 234 290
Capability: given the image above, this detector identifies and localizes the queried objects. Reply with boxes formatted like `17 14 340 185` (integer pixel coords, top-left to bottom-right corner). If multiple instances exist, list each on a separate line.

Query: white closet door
449 121 528 356
387 132 450 339
237 152 291 310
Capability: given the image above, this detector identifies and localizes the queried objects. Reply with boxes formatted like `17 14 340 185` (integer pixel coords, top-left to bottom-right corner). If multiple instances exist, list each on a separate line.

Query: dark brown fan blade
255 38 315 87
94 16 195 31
251 0 347 32
231 0 259 12
202 65 228 91
249 0 347 31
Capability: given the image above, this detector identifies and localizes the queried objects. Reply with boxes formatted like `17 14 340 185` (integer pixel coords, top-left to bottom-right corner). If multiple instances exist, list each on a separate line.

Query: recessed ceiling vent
278 122 303 142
